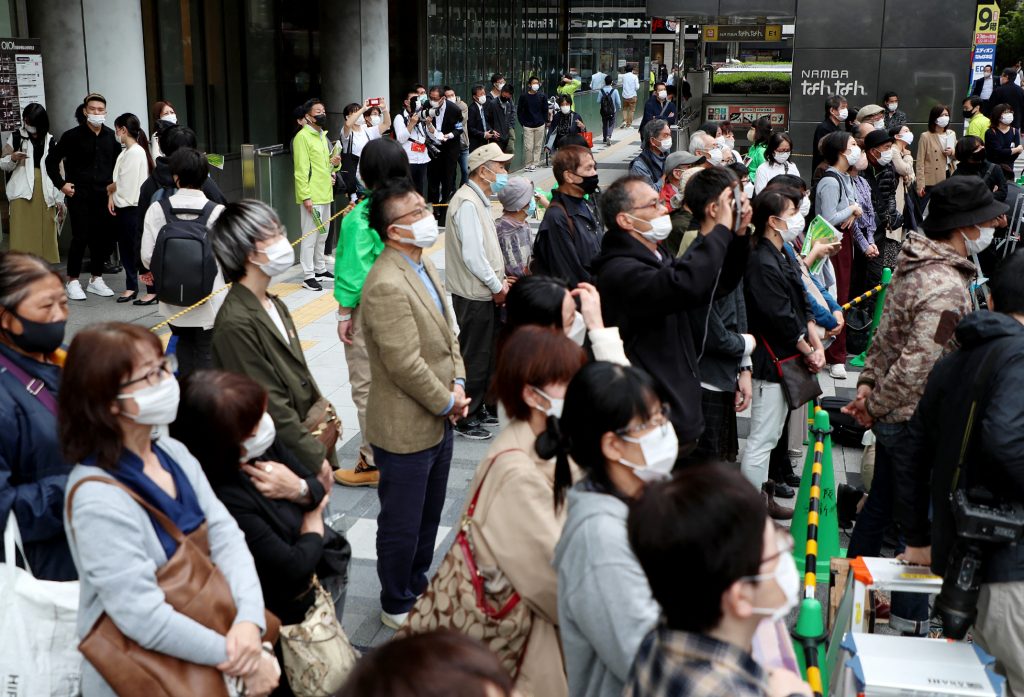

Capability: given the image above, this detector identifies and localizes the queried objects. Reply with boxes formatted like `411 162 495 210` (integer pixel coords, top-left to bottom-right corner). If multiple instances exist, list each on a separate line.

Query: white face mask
1002 113 1015 125
530 83 540 92
496 82 505 91
744 549 801 622
744 182 755 199
566 310 587 346
242 412 276 462
799 195 811 217
530 386 564 419
430 99 442 109
887 102 898 112
370 114 382 126
873 119 886 130
838 107 849 121
877 148 894 166
774 151 791 163
618 422 678 483
777 213 805 244
898 131 914 146
844 145 862 167
708 148 723 165
257 237 295 277
25 124 36 134
964 226 995 255
628 213 672 242
659 137 673 152
476 95 488 105
162 113 177 124
936 115 950 128
119 375 180 426
560 105 571 115
657 90 668 100
393 215 439 248
87 114 106 127
724 136 735 149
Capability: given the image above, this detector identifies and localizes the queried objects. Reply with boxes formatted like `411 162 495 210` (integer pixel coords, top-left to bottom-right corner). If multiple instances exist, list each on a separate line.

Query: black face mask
963 109 975 118
576 173 600 195
3 309 65 355
313 114 328 129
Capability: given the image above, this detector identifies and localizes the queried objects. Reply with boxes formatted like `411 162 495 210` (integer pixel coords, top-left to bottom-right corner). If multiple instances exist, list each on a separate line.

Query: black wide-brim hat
921 175 1010 232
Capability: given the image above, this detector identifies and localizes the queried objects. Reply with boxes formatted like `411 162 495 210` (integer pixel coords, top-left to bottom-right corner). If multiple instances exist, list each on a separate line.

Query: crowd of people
2 60 1024 697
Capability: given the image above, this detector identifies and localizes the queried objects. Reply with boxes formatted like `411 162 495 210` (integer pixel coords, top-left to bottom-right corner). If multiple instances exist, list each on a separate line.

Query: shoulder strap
65 474 186 544
464 449 525 521
548 201 577 239
192 200 218 226
158 196 174 222
0 352 58 415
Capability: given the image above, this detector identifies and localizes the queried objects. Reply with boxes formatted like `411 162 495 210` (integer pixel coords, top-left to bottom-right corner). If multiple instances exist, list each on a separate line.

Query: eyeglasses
629 199 661 214
760 523 795 565
615 404 671 435
120 356 177 389
388 204 434 227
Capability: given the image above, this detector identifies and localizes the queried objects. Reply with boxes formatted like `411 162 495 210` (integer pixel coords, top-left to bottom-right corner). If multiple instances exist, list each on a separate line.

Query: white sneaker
829 363 848 380
86 277 115 297
380 610 408 630
66 279 87 301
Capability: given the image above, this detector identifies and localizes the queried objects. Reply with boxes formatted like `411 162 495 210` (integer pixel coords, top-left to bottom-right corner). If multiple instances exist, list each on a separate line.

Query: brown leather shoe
334 459 379 488
762 482 794 521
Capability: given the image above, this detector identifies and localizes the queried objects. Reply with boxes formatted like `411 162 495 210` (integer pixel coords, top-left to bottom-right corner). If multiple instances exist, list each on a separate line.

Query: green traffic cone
792 596 828 696
850 267 892 367
792 410 841 587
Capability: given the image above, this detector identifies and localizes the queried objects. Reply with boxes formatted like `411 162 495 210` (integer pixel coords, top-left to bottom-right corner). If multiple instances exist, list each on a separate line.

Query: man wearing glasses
360 178 468 630
593 169 750 465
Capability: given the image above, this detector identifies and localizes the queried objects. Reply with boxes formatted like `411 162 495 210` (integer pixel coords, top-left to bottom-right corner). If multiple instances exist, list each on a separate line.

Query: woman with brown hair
149 99 178 159
60 322 278 697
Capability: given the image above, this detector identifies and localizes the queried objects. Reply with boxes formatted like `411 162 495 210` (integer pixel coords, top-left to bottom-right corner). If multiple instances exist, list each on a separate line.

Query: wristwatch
738 365 753 373
297 479 309 500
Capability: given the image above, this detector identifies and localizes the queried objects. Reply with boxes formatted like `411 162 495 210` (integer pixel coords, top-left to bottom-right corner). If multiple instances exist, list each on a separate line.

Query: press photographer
894 250 1024 693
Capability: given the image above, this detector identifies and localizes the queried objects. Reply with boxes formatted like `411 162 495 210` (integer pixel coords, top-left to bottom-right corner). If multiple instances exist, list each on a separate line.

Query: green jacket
557 79 582 104
292 125 338 205
746 143 766 180
211 283 337 472
333 198 384 309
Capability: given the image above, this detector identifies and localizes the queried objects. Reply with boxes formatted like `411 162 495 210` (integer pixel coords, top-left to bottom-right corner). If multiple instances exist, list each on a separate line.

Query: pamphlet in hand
801 215 843 275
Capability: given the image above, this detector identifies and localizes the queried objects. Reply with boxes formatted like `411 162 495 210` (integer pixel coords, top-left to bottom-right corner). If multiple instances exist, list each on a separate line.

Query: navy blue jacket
517 91 549 129
638 95 677 131
0 343 77 581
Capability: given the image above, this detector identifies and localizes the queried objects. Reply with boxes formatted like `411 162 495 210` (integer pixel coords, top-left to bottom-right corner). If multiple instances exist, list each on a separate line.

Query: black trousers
67 191 115 279
114 205 152 294
170 325 213 379
695 388 738 463
451 294 499 423
410 162 429 199
427 150 458 222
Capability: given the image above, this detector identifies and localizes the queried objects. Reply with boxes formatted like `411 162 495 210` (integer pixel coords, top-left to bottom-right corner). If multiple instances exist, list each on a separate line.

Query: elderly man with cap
444 142 513 440
494 176 537 278
660 150 705 211
533 144 603 286
843 175 1008 635
856 103 887 132
862 128 903 268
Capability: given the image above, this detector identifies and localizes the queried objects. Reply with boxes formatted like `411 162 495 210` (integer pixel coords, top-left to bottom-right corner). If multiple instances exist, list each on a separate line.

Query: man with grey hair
688 130 724 168
629 118 671 190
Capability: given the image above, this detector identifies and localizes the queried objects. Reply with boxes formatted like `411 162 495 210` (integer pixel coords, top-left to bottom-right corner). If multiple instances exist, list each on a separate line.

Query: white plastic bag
0 511 81 696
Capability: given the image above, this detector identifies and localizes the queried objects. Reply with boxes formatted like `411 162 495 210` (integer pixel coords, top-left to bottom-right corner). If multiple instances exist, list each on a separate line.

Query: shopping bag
582 131 594 149
0 511 81 696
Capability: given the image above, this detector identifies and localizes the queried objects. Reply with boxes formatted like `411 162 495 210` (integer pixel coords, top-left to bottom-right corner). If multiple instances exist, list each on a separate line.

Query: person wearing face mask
149 99 178 159
744 116 774 180
742 190 825 518
517 75 549 172
60 323 279 697
593 170 751 456
626 465 811 697
445 144 514 439
45 93 122 302
889 126 917 231
989 67 1024 130
499 83 518 155
210 200 340 476
171 370 351 659
661 152 706 252
953 136 1008 207
915 104 956 208
108 113 155 303
342 99 391 160
972 64 996 116
596 74 621 147
629 119 672 190
360 179 468 629
842 176 1007 635
547 95 586 151
534 146 604 287
861 129 902 285
810 96 848 172
689 129 725 171
424 86 464 221
495 176 538 278
620 64 640 129
140 148 226 378
639 81 677 132
984 102 1024 179
292 98 342 293
468 84 500 152
881 91 906 130
1 103 64 264
549 363 673 697
964 96 991 140
556 71 582 109
0 252 76 582
753 132 800 195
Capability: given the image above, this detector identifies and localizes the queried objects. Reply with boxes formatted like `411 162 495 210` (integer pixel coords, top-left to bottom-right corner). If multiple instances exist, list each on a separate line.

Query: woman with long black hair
108 113 155 303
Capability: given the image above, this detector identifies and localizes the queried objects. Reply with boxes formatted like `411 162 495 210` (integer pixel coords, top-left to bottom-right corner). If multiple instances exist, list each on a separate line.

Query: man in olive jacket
360 178 468 628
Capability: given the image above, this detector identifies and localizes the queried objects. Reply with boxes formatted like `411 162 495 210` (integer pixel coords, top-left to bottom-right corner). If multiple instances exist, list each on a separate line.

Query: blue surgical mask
486 167 509 194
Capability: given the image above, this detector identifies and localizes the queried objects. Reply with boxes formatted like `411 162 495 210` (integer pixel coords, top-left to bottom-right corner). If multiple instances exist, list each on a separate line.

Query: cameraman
895 251 1024 691
394 90 432 197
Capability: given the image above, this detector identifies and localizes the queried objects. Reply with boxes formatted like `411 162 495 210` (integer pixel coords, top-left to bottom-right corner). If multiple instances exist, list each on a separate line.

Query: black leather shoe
784 473 802 488
117 291 138 303
772 481 796 499
133 296 158 306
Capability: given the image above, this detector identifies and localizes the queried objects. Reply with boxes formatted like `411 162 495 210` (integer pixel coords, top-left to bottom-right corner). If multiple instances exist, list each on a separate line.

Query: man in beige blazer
361 177 469 629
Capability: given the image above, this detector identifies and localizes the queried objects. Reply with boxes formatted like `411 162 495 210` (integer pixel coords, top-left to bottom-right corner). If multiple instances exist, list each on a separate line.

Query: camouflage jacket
857 232 976 423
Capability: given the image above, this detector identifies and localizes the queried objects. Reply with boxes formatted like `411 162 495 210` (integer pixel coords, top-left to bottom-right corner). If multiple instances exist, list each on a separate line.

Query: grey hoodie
553 483 660 697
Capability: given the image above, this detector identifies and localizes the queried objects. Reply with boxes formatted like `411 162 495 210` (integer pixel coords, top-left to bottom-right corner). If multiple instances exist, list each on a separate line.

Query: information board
702 25 783 42
705 102 788 127
0 38 44 132
969 2 999 84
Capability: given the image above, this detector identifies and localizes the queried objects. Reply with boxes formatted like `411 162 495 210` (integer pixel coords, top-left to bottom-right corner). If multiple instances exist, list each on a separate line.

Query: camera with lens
935 487 1024 639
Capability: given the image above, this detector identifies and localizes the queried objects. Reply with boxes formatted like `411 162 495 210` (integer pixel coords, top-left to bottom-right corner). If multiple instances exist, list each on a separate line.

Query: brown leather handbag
66 476 280 697
302 397 341 453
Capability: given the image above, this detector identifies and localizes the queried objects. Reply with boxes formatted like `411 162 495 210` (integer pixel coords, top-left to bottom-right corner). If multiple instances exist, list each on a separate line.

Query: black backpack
599 88 616 118
149 198 219 307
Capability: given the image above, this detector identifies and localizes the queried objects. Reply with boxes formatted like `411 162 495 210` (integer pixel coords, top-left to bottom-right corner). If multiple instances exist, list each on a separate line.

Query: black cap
922 176 1009 232
864 129 894 150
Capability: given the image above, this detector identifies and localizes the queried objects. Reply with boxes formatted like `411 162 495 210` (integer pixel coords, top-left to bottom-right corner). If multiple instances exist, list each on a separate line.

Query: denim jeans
847 421 930 632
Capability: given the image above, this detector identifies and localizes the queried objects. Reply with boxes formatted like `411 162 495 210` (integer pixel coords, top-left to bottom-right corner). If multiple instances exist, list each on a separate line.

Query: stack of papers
801 215 843 274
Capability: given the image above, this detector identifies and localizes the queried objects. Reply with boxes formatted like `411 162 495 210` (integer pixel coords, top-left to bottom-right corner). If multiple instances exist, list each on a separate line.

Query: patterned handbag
397 449 533 678
279 577 359 697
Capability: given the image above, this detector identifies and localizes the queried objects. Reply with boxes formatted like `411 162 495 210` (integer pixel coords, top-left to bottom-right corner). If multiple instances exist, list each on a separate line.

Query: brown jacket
463 419 578 697
915 131 956 187
858 232 975 423
361 246 465 454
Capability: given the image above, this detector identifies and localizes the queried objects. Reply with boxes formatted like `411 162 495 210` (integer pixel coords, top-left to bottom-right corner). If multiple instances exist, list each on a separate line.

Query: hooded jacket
553 484 659 697
857 232 976 423
895 311 1024 582
593 225 749 444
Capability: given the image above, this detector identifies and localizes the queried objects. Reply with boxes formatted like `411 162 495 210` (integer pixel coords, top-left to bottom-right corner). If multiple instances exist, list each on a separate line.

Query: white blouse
112 143 150 208
753 159 802 195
